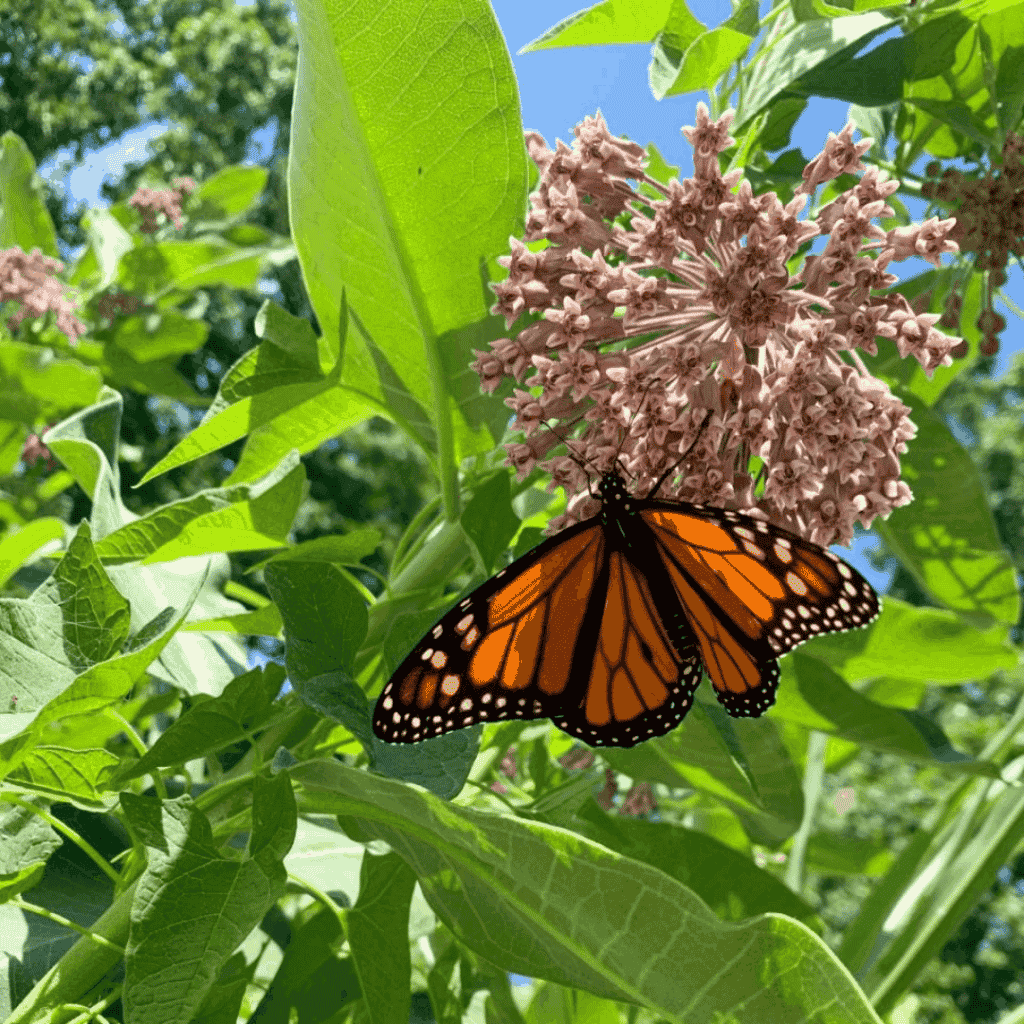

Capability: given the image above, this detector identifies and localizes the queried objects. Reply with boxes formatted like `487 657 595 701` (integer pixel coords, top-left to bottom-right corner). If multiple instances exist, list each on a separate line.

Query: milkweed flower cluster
129 176 197 233
472 108 961 548
0 246 86 345
923 133 1023 356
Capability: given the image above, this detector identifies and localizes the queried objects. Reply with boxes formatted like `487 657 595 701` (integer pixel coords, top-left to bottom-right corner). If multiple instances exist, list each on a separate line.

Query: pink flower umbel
0 246 86 345
473 107 961 548
129 177 196 233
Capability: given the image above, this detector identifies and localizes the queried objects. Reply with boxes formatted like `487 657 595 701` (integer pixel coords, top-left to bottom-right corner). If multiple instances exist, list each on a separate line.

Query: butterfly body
373 472 879 748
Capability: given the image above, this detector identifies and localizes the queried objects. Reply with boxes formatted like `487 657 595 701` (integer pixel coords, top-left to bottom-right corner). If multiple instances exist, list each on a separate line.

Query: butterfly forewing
373 522 607 743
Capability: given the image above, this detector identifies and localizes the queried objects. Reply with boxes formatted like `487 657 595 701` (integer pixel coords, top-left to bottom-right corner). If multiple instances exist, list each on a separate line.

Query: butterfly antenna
543 414 603 498
612 377 665 481
648 408 714 498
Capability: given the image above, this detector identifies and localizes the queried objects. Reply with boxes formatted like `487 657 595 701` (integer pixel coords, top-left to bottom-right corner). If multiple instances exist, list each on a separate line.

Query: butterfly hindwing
549 542 703 746
641 502 879 716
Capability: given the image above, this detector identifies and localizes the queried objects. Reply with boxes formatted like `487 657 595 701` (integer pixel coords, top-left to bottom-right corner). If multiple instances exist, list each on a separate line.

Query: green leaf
43 388 251 694
0 519 65 590
0 341 103 424
266 561 368 682
95 452 305 565
188 165 269 219
904 97 994 146
461 472 520 574
294 759 885 1022
119 239 270 296
737 10 891 126
288 0 527 439
0 799 61 903
180 603 283 637
33 520 131 667
347 851 417 1024
101 347 205 404
254 299 323 373
117 665 284 782
134 329 373 486
804 597 1017 684
108 311 209 364
659 25 754 98
254 529 382 572
249 903 361 1021
522 0 677 50
572 799 818 926
875 395 1020 625
0 132 59 257
71 208 133 289
4 745 121 809
122 783 293 1024
779 653 989 772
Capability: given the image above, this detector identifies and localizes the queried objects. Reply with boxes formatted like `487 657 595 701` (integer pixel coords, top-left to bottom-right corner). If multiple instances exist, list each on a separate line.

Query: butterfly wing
373 514 704 747
374 522 606 744
641 503 880 716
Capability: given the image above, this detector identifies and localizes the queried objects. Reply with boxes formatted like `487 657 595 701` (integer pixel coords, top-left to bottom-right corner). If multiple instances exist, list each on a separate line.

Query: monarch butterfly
373 463 880 748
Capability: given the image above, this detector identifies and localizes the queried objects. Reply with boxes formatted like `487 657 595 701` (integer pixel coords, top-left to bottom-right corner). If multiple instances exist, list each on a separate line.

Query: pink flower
472 107 961 548
0 247 86 345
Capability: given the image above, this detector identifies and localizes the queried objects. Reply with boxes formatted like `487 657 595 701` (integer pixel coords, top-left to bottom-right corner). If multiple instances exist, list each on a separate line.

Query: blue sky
45 0 1021 589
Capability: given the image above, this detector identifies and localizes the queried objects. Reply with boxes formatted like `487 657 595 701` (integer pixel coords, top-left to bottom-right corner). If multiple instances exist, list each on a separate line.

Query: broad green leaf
4 745 120 810
346 852 416 1024
0 132 59 258
804 832 894 877
295 759 884 1023
101 348 205 404
135 324 372 486
572 799 818 926
116 665 284 781
777 654 989 772
108 312 209 364
461 472 520 574
0 341 103 424
875 396 1020 625
979 4 1024 131
288 0 527 439
71 208 134 288
793 14 972 108
44 389 251 693
34 521 131 666
95 452 304 565
119 239 271 296
602 703 799 845
522 0 677 50
0 800 60 903
188 166 269 219
122 781 294 1024
249 902 362 1020
737 10 891 127
660 26 754 98
254 529 382 572
0 519 65 590
29 570 202 732
802 597 1017 683
180 603 283 637
265 562 368 681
